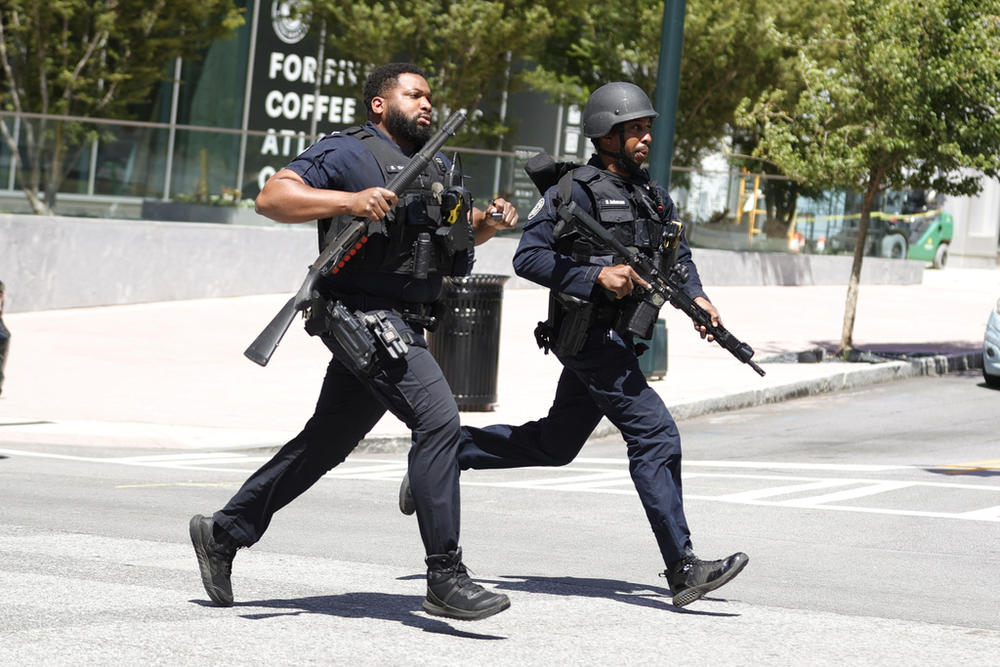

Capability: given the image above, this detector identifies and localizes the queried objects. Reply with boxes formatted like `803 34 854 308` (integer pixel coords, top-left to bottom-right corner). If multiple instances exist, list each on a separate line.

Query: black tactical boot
662 552 749 608
399 472 415 515
423 547 510 620
189 514 240 607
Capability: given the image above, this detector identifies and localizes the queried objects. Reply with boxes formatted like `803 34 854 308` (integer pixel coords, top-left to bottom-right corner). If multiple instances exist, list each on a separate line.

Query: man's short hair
363 63 427 115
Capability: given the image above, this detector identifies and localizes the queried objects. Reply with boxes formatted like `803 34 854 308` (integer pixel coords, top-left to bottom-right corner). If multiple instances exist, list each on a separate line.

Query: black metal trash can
637 318 667 380
427 274 509 411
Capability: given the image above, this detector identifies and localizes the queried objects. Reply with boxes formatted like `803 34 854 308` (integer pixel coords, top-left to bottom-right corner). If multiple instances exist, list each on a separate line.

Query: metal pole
649 0 687 192
87 136 98 195
309 20 327 142
163 56 182 200
492 50 512 197
553 98 564 158
7 116 19 190
237 0 262 195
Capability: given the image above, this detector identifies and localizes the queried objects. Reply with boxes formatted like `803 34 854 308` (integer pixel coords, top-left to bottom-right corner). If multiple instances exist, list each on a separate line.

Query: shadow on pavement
761 340 981 364
924 465 1000 478
397 572 742 616
193 592 506 639
491 574 741 617
858 341 981 356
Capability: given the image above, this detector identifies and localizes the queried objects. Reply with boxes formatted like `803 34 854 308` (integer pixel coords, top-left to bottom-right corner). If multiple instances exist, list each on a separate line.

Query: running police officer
190 63 517 621
400 81 748 608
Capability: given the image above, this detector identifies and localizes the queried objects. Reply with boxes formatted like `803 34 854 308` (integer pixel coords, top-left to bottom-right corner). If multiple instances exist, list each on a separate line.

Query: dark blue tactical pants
459 327 693 566
215 313 462 557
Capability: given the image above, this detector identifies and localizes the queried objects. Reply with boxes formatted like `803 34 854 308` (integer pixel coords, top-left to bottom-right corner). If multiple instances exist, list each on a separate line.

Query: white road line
577 458 915 472
321 463 406 475
715 479 852 502
106 452 253 463
786 481 916 506
5 447 1000 522
958 505 1000 521
682 495 1000 522
325 470 407 481
490 471 631 489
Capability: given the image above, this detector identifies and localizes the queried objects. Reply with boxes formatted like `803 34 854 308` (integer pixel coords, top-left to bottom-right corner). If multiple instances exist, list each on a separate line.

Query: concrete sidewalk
1 267 996 452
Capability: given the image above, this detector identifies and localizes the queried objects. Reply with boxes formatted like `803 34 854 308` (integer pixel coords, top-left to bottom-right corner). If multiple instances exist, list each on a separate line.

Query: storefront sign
245 0 362 194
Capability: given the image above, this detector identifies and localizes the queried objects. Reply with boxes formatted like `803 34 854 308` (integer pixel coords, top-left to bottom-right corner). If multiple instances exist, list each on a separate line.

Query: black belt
329 293 440 330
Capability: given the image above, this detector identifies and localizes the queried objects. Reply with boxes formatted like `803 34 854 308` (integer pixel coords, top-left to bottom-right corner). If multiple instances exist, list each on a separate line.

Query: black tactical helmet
582 82 658 138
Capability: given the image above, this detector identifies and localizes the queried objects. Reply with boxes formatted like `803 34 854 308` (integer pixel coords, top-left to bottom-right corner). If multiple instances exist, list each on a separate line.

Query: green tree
305 0 553 147
524 0 836 174
303 0 814 167
0 0 243 215
726 1 842 237
738 0 1000 352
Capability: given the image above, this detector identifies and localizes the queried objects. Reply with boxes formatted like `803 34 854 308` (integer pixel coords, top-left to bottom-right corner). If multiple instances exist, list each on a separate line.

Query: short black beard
384 106 432 149
615 152 643 176
596 145 642 177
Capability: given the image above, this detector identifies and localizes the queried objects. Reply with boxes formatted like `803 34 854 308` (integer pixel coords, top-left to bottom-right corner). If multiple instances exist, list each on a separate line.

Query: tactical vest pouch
411 232 433 279
545 292 596 357
437 185 474 256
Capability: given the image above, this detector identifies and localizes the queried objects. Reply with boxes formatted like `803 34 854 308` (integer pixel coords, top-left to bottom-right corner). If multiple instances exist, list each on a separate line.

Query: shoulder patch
528 197 546 219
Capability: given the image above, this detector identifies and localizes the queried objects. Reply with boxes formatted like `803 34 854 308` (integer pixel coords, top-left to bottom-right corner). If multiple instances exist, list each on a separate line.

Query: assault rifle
244 110 468 366
559 200 766 377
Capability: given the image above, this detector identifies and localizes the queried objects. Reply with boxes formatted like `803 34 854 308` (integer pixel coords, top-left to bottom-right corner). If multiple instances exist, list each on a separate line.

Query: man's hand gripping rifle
559 200 766 377
244 110 468 366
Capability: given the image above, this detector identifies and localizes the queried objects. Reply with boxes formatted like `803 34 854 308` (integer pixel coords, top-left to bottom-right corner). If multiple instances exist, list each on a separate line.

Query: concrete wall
690 247 924 286
0 214 923 313
1 214 317 313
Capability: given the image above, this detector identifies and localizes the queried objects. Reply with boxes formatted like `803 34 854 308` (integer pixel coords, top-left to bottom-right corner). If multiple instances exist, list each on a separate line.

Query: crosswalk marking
3 448 999 522
490 471 631 489
786 481 916 506
715 479 851 502
958 505 1000 520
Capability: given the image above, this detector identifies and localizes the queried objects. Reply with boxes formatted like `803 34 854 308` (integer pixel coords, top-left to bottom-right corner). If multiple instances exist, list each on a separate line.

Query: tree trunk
44 119 65 211
0 117 55 215
763 178 799 239
24 187 53 215
839 171 883 353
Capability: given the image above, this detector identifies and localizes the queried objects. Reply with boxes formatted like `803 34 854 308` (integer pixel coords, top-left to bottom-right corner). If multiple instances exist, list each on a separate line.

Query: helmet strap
597 124 641 176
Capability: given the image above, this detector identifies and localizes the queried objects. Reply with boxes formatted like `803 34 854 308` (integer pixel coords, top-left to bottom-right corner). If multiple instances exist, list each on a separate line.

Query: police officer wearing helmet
400 81 748 608
189 63 517 621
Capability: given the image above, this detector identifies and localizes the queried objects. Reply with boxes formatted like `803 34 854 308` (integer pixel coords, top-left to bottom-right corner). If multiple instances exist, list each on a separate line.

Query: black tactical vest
554 165 673 271
527 158 682 352
318 125 467 277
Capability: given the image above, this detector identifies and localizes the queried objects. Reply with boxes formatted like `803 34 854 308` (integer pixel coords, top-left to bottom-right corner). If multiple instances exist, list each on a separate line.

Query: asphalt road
1 373 998 664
